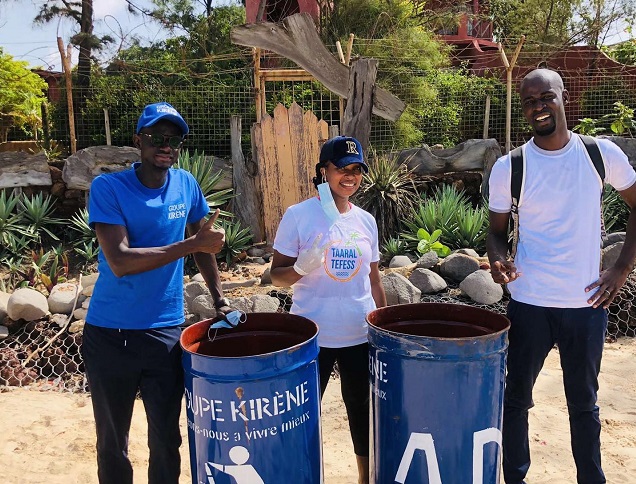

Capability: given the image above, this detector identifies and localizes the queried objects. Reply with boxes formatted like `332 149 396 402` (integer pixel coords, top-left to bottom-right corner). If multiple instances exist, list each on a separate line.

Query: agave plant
0 189 36 259
19 192 64 242
68 207 97 247
603 185 630 234
216 219 254 266
446 203 489 252
353 151 421 243
381 237 409 263
177 150 234 216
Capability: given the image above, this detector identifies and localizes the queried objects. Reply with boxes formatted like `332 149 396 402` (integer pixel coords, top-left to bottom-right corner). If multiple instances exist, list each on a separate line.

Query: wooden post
499 35 525 154
253 48 262 122
41 102 51 151
57 37 77 154
231 115 264 242
483 94 491 139
103 108 112 146
341 58 377 156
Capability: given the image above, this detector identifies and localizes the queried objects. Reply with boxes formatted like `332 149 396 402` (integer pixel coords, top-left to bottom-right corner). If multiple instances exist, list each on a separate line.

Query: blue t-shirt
86 163 209 329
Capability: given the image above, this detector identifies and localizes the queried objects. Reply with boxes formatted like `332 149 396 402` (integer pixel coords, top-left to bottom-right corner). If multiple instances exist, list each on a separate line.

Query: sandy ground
1 338 635 484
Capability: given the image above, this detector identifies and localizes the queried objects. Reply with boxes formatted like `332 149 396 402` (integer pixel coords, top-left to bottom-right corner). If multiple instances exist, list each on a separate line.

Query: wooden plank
260 113 285 243
231 115 264 242
341 58 377 156
302 109 319 200
273 104 296 213
288 103 308 203
231 13 405 122
318 120 329 142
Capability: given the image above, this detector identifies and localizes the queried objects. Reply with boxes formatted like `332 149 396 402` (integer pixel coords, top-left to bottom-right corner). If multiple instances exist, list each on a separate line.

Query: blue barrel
367 302 510 484
181 313 322 484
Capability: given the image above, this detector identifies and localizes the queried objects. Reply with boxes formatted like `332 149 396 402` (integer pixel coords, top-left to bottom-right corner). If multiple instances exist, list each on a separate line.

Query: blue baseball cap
136 102 189 135
319 136 368 172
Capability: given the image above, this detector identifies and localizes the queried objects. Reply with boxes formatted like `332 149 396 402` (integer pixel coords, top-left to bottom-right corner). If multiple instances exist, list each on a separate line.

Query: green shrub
217 219 253 266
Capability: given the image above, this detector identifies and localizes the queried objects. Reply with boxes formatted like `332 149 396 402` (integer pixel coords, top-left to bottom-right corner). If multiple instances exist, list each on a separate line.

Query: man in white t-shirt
487 68 636 484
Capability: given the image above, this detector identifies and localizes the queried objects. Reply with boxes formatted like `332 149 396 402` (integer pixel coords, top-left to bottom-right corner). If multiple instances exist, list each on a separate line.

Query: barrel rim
180 312 320 360
366 302 510 341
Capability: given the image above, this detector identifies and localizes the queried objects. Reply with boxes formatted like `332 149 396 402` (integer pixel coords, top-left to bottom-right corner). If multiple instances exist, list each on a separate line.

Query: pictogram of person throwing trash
204 445 265 484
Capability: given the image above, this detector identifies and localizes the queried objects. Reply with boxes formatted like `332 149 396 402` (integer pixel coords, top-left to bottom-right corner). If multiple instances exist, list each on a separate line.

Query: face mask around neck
317 181 340 225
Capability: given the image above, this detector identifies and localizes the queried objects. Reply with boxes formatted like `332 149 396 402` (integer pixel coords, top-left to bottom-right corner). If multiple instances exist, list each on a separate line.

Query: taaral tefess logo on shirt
324 232 363 282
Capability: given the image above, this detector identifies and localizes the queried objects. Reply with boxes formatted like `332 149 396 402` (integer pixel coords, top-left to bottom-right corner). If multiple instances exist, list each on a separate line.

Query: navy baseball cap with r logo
319 136 369 172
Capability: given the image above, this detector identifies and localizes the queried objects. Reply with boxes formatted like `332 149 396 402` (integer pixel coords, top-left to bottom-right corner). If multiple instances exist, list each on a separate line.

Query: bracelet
214 297 230 308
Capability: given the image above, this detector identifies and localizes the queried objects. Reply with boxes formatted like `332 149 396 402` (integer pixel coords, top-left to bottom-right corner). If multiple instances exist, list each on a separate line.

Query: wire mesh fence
11 44 635 159
1 279 635 392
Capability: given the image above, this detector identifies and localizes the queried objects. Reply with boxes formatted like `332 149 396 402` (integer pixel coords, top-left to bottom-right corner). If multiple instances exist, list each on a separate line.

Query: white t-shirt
489 134 636 308
273 197 380 348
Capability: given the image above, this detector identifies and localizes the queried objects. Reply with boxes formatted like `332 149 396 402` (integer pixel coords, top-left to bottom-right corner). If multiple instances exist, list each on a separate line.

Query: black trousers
82 323 184 484
503 300 607 484
319 342 369 457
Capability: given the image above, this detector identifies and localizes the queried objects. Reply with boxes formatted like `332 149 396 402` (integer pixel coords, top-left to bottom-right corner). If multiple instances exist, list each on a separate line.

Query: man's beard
534 122 556 136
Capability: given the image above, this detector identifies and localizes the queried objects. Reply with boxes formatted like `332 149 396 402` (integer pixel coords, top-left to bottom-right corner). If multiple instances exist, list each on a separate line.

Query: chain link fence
2 279 635 392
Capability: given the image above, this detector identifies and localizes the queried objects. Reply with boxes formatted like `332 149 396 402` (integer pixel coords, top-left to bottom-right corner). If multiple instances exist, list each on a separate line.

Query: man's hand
193 209 225 254
585 265 631 309
491 259 521 284
293 233 330 276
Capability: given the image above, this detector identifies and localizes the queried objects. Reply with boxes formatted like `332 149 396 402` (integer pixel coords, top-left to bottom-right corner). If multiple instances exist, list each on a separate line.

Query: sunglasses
139 133 184 149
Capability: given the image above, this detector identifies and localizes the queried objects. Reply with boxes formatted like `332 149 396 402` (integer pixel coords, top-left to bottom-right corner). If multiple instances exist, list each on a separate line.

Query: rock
222 278 259 290
439 253 480 282
68 320 85 334
459 270 504 305
455 248 480 258
73 308 88 320
260 267 272 285
602 242 623 271
182 313 200 327
81 297 90 309
49 313 68 328
0 325 8 340
48 282 81 314
184 281 209 312
248 257 267 265
250 295 280 312
247 247 266 257
408 268 448 294
7 288 49 321
0 291 10 321
383 263 417 278
80 273 99 287
191 294 217 319
81 285 94 297
228 297 252 314
0 151 52 189
415 251 439 269
191 273 205 282
62 146 139 190
603 231 626 248
389 255 413 268
382 272 421 306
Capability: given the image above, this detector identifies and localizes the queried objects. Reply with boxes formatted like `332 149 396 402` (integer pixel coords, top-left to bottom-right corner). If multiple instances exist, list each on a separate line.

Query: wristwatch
214 297 230 309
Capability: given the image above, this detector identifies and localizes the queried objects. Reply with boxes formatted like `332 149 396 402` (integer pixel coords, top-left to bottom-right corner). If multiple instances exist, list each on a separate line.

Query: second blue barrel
367 302 510 484
181 312 322 484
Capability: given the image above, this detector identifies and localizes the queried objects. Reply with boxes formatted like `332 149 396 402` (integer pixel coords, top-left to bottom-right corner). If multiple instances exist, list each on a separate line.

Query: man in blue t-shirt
83 102 232 484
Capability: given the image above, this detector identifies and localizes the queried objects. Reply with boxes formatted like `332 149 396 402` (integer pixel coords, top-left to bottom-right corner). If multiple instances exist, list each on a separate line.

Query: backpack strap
509 146 524 260
578 133 605 182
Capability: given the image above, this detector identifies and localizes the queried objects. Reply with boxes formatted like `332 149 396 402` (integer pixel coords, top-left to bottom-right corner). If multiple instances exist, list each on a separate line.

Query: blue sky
0 0 169 70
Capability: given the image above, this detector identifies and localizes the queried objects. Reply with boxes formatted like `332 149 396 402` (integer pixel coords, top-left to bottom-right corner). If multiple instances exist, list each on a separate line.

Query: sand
1 337 635 484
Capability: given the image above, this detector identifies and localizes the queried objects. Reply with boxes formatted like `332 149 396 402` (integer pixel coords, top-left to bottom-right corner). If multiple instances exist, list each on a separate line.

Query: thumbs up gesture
194 209 225 254
293 233 330 276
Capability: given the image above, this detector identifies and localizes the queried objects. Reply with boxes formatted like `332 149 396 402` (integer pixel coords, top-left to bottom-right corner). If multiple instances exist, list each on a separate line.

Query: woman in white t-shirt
271 136 387 484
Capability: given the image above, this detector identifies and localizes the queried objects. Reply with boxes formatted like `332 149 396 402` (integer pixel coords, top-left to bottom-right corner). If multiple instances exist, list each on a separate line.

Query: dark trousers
82 323 184 484
503 300 607 484
319 343 369 457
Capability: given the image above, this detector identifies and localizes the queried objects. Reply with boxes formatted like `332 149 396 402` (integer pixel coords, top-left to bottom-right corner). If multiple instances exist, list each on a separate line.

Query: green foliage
74 241 100 267
0 190 36 263
177 150 234 215
381 237 409 262
19 192 64 243
603 36 636 65
353 152 421 243
580 77 636 125
0 48 48 142
68 208 96 247
217 219 253 266
603 185 630 233
402 185 489 253
416 228 451 257
574 101 636 137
